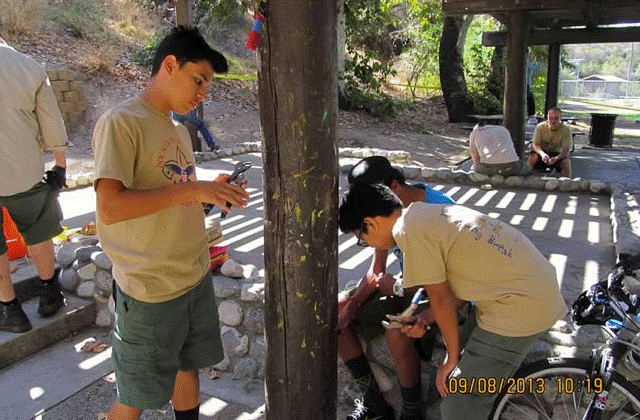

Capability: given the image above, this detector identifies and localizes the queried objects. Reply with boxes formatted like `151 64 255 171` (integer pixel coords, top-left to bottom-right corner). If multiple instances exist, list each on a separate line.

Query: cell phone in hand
203 161 252 217
220 161 252 218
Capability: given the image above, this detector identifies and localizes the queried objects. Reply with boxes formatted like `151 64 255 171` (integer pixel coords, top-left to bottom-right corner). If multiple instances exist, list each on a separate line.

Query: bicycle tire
490 357 640 419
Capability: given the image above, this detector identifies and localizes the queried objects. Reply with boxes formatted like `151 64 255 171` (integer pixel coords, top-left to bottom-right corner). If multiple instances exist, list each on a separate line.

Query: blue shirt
414 183 456 205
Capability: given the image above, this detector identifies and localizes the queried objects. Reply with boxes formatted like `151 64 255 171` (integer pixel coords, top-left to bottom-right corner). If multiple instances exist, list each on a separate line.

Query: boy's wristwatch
393 278 404 296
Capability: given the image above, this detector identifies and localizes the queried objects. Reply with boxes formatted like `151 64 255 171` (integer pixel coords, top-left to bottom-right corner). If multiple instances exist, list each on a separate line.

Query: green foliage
463 15 503 114
46 0 106 40
344 0 402 117
195 0 249 36
131 30 166 67
400 0 443 98
344 46 401 118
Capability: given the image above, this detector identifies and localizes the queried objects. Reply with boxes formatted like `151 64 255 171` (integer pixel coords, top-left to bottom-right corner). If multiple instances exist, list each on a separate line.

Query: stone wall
45 68 88 131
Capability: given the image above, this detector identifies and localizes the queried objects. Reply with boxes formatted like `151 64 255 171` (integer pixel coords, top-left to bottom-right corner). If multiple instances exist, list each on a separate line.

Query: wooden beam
503 10 529 158
443 0 640 15
174 0 192 26
483 26 640 46
545 44 561 114
258 1 339 419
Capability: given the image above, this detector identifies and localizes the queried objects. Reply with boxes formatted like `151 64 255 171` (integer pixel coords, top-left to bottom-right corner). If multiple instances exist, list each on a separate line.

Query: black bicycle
490 253 640 419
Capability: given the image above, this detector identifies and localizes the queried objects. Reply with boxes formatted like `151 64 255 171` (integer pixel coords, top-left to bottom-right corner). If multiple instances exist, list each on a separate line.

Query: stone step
0 293 96 370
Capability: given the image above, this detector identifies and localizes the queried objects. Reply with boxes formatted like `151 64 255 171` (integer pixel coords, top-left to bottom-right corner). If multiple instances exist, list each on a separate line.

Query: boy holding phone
92 26 249 420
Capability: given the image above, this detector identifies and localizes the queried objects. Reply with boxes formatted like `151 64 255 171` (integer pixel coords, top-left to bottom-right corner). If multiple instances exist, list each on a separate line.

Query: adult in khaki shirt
0 35 68 334
528 107 573 177
338 183 567 420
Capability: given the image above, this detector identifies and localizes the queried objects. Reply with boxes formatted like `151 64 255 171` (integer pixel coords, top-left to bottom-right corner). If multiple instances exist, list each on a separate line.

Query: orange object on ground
2 207 27 260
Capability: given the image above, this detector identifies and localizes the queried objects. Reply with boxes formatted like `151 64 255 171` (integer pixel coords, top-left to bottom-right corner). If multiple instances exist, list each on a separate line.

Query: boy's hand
399 319 426 337
337 296 360 331
436 353 459 397
399 309 435 337
44 165 67 192
199 180 248 213
376 273 396 295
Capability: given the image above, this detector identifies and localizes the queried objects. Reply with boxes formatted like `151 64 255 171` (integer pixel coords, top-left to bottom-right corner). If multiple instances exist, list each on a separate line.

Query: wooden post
174 0 201 151
258 1 339 419
174 0 192 26
545 44 561 114
503 10 529 157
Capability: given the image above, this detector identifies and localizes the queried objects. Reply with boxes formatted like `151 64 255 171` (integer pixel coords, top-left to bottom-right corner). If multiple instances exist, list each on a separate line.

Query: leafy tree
342 0 402 117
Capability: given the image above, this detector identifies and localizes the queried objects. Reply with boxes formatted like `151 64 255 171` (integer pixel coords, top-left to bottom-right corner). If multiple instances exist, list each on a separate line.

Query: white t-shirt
469 125 519 165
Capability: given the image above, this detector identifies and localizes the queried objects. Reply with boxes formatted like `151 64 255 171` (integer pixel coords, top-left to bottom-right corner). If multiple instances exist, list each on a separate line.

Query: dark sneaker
0 301 32 333
38 280 65 317
347 399 395 420
399 413 425 420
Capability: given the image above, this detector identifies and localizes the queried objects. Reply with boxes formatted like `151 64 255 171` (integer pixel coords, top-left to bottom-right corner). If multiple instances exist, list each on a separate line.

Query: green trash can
589 113 617 147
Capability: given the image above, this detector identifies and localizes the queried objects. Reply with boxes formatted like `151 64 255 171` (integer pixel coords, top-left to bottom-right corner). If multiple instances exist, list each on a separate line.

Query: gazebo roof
442 0 640 30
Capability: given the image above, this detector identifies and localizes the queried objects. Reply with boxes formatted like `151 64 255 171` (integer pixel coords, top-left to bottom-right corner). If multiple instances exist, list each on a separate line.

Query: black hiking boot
346 399 395 420
38 274 65 317
0 301 32 333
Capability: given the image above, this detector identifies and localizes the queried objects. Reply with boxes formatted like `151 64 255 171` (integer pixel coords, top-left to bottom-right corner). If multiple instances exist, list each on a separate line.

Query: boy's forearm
425 283 461 363
370 248 388 275
97 180 200 225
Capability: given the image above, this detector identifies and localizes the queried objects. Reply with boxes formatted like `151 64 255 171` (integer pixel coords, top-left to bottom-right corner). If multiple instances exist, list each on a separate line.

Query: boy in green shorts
338 183 567 420
0 35 68 333
92 27 249 420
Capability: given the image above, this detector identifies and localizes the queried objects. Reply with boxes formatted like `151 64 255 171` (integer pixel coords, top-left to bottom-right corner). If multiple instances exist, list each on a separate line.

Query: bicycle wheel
490 358 640 420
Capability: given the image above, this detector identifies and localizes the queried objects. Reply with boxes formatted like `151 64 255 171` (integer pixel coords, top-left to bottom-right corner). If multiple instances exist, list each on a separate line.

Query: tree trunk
439 15 474 122
175 0 201 151
487 45 505 101
258 1 339 419
337 0 349 109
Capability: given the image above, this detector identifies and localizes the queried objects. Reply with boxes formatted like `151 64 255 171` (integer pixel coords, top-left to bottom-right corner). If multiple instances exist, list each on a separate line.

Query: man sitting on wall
527 107 573 177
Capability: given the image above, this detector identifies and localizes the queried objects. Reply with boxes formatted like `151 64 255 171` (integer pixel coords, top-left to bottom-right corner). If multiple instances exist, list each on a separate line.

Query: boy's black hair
347 156 406 186
151 26 228 76
338 183 403 234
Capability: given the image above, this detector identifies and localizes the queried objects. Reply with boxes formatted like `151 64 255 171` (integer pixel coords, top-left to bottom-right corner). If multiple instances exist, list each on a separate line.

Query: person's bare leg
26 239 55 281
106 402 142 420
527 153 539 169
339 326 365 361
559 159 572 178
0 252 15 302
386 328 420 388
171 370 200 411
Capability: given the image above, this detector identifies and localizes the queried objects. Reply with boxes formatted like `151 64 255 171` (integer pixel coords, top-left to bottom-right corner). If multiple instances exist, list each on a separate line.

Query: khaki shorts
0 182 63 255
112 271 223 410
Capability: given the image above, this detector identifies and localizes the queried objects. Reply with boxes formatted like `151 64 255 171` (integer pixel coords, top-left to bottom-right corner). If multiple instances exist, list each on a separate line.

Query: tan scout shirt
393 202 568 337
532 121 572 154
92 97 209 303
0 40 68 196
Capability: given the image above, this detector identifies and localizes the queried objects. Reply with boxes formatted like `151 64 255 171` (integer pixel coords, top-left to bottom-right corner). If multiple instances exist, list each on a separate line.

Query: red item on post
247 13 265 51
